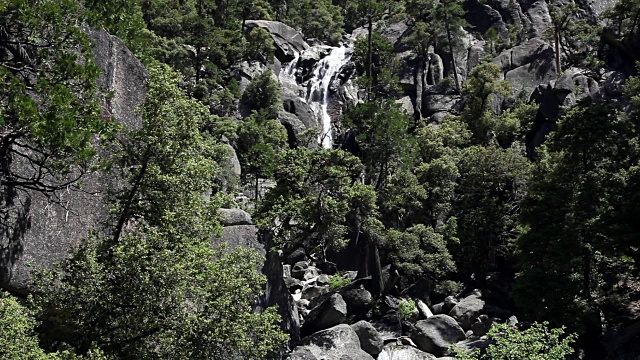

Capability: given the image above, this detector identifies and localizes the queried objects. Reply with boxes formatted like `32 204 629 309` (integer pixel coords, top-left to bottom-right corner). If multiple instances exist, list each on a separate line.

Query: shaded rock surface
301 293 348 337
245 20 309 62
287 324 374 360
351 320 384 356
410 315 466 357
378 345 437 360
449 294 486 331
0 28 147 294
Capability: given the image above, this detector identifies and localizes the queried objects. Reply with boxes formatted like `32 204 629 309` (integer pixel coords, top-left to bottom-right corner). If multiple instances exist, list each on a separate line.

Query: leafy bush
398 298 417 321
453 321 576 360
329 274 351 290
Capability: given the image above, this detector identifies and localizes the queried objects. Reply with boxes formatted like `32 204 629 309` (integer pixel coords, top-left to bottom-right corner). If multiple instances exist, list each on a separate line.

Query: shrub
329 274 351 290
453 321 576 360
398 298 417 321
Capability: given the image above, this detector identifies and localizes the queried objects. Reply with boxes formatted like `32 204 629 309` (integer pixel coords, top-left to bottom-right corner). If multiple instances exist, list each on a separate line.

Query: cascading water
306 46 352 148
279 52 299 86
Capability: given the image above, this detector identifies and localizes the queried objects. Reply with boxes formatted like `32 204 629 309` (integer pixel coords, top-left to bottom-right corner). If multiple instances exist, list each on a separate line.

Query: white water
279 52 299 86
306 46 352 148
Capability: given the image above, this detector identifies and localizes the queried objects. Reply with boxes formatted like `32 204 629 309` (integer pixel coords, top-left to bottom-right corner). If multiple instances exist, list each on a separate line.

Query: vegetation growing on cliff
2 0 640 359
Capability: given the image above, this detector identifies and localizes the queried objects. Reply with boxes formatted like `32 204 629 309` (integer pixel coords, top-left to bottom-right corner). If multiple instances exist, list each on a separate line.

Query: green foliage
236 110 287 196
241 70 282 117
354 33 400 98
329 274 352 290
398 298 417 321
256 148 378 260
454 145 530 280
0 0 117 196
454 322 576 360
244 27 276 63
603 0 640 39
460 62 511 144
546 0 602 74
0 293 101 360
34 63 287 358
386 222 458 280
285 0 344 43
82 0 147 51
345 99 414 190
515 98 639 332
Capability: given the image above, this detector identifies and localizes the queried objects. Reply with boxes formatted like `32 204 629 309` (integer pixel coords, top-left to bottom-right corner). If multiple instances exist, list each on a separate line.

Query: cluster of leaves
329 274 352 290
454 322 576 360
398 298 417 321
32 63 287 358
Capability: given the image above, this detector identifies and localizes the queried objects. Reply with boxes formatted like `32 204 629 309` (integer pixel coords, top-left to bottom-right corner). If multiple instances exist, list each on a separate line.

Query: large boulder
218 208 253 227
492 38 556 93
0 28 147 294
245 20 309 63
281 86 319 132
288 324 374 360
351 321 384 356
301 293 348 337
215 225 264 256
449 294 485 331
378 345 437 360
409 315 467 357
342 288 374 318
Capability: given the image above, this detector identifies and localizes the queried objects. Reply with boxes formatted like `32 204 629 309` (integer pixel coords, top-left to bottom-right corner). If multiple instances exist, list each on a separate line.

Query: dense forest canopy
1 0 640 359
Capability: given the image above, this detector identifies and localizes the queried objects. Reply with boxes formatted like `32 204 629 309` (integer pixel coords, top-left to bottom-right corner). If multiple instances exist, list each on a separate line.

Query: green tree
430 0 467 93
285 0 344 43
546 0 601 75
454 322 576 360
256 147 378 263
354 32 400 99
35 63 287 359
453 145 530 282
0 293 108 359
0 0 117 201
460 62 511 144
515 98 639 334
344 99 414 191
236 110 287 199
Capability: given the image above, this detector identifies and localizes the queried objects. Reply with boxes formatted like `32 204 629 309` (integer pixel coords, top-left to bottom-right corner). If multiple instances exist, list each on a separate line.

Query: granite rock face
287 324 374 360
0 28 148 294
245 20 309 62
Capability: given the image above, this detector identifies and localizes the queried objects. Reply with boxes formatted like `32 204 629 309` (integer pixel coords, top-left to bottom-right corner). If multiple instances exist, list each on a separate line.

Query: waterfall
279 52 299 85
306 46 352 148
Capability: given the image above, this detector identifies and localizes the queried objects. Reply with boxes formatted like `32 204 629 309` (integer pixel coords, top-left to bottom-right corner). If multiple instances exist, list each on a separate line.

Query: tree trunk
415 56 425 121
367 14 373 101
554 26 561 74
356 233 384 298
445 20 461 93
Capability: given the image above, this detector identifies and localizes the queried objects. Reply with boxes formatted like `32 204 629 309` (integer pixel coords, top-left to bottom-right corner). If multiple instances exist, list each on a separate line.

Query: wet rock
409 315 467 357
318 261 338 275
373 312 403 342
471 320 488 337
431 302 445 315
316 274 331 286
302 285 330 300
